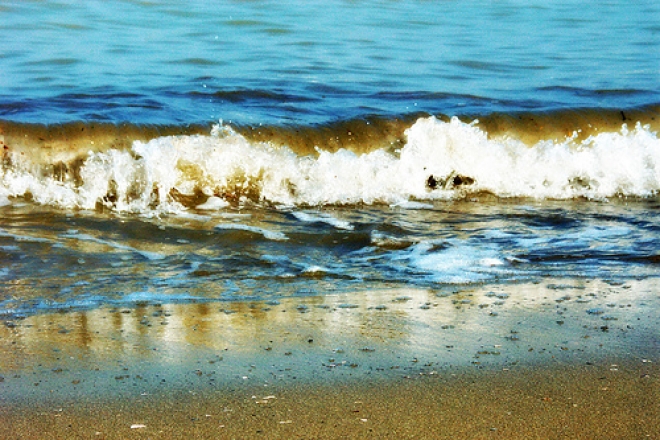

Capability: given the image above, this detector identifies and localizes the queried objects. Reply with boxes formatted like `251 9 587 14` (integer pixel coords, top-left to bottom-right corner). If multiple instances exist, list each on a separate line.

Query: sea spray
1 117 659 213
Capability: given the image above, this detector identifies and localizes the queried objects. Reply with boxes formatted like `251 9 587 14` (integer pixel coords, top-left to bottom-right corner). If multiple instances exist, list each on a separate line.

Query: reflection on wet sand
1 280 658 439
2 279 658 377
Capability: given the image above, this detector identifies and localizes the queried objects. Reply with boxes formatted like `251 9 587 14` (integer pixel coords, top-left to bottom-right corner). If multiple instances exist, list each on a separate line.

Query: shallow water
1 197 660 317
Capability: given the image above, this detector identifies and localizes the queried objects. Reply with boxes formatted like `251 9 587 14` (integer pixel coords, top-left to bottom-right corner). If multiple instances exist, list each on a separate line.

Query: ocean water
1 0 660 317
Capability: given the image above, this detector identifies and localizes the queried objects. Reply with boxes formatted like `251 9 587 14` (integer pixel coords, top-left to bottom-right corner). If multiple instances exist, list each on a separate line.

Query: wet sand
1 280 659 439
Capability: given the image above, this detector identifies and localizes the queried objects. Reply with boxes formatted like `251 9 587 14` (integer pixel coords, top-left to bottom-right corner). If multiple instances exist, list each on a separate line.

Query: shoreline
2 280 658 438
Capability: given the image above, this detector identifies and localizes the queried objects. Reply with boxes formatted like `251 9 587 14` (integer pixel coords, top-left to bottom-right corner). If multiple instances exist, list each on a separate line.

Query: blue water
1 0 659 124
1 0 660 317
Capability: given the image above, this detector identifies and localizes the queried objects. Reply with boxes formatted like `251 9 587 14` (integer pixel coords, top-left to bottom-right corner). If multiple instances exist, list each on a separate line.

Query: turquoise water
1 0 659 124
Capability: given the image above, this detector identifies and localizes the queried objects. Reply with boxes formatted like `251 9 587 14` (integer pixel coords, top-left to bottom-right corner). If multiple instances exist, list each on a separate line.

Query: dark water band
2 104 658 164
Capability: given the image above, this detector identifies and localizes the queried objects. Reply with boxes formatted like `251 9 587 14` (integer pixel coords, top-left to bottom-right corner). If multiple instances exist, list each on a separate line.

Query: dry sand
1 280 658 439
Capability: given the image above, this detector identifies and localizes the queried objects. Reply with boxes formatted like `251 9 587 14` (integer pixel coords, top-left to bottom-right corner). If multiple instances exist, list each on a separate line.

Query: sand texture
1 280 658 438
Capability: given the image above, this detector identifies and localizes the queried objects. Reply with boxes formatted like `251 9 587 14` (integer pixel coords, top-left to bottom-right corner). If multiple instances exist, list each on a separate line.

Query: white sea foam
301 265 328 274
291 211 354 230
401 117 660 200
393 240 509 284
1 117 658 213
390 201 435 210
173 212 213 222
214 223 288 241
196 196 230 210
217 212 252 219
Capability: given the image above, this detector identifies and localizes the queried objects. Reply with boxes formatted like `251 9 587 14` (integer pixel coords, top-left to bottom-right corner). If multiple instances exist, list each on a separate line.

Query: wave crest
1 116 659 212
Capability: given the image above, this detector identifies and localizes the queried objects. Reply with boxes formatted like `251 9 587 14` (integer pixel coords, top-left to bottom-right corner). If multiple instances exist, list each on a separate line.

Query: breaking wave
1 108 659 212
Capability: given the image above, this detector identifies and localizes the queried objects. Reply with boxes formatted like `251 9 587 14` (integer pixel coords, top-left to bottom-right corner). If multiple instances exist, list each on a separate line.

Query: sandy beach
1 280 658 439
